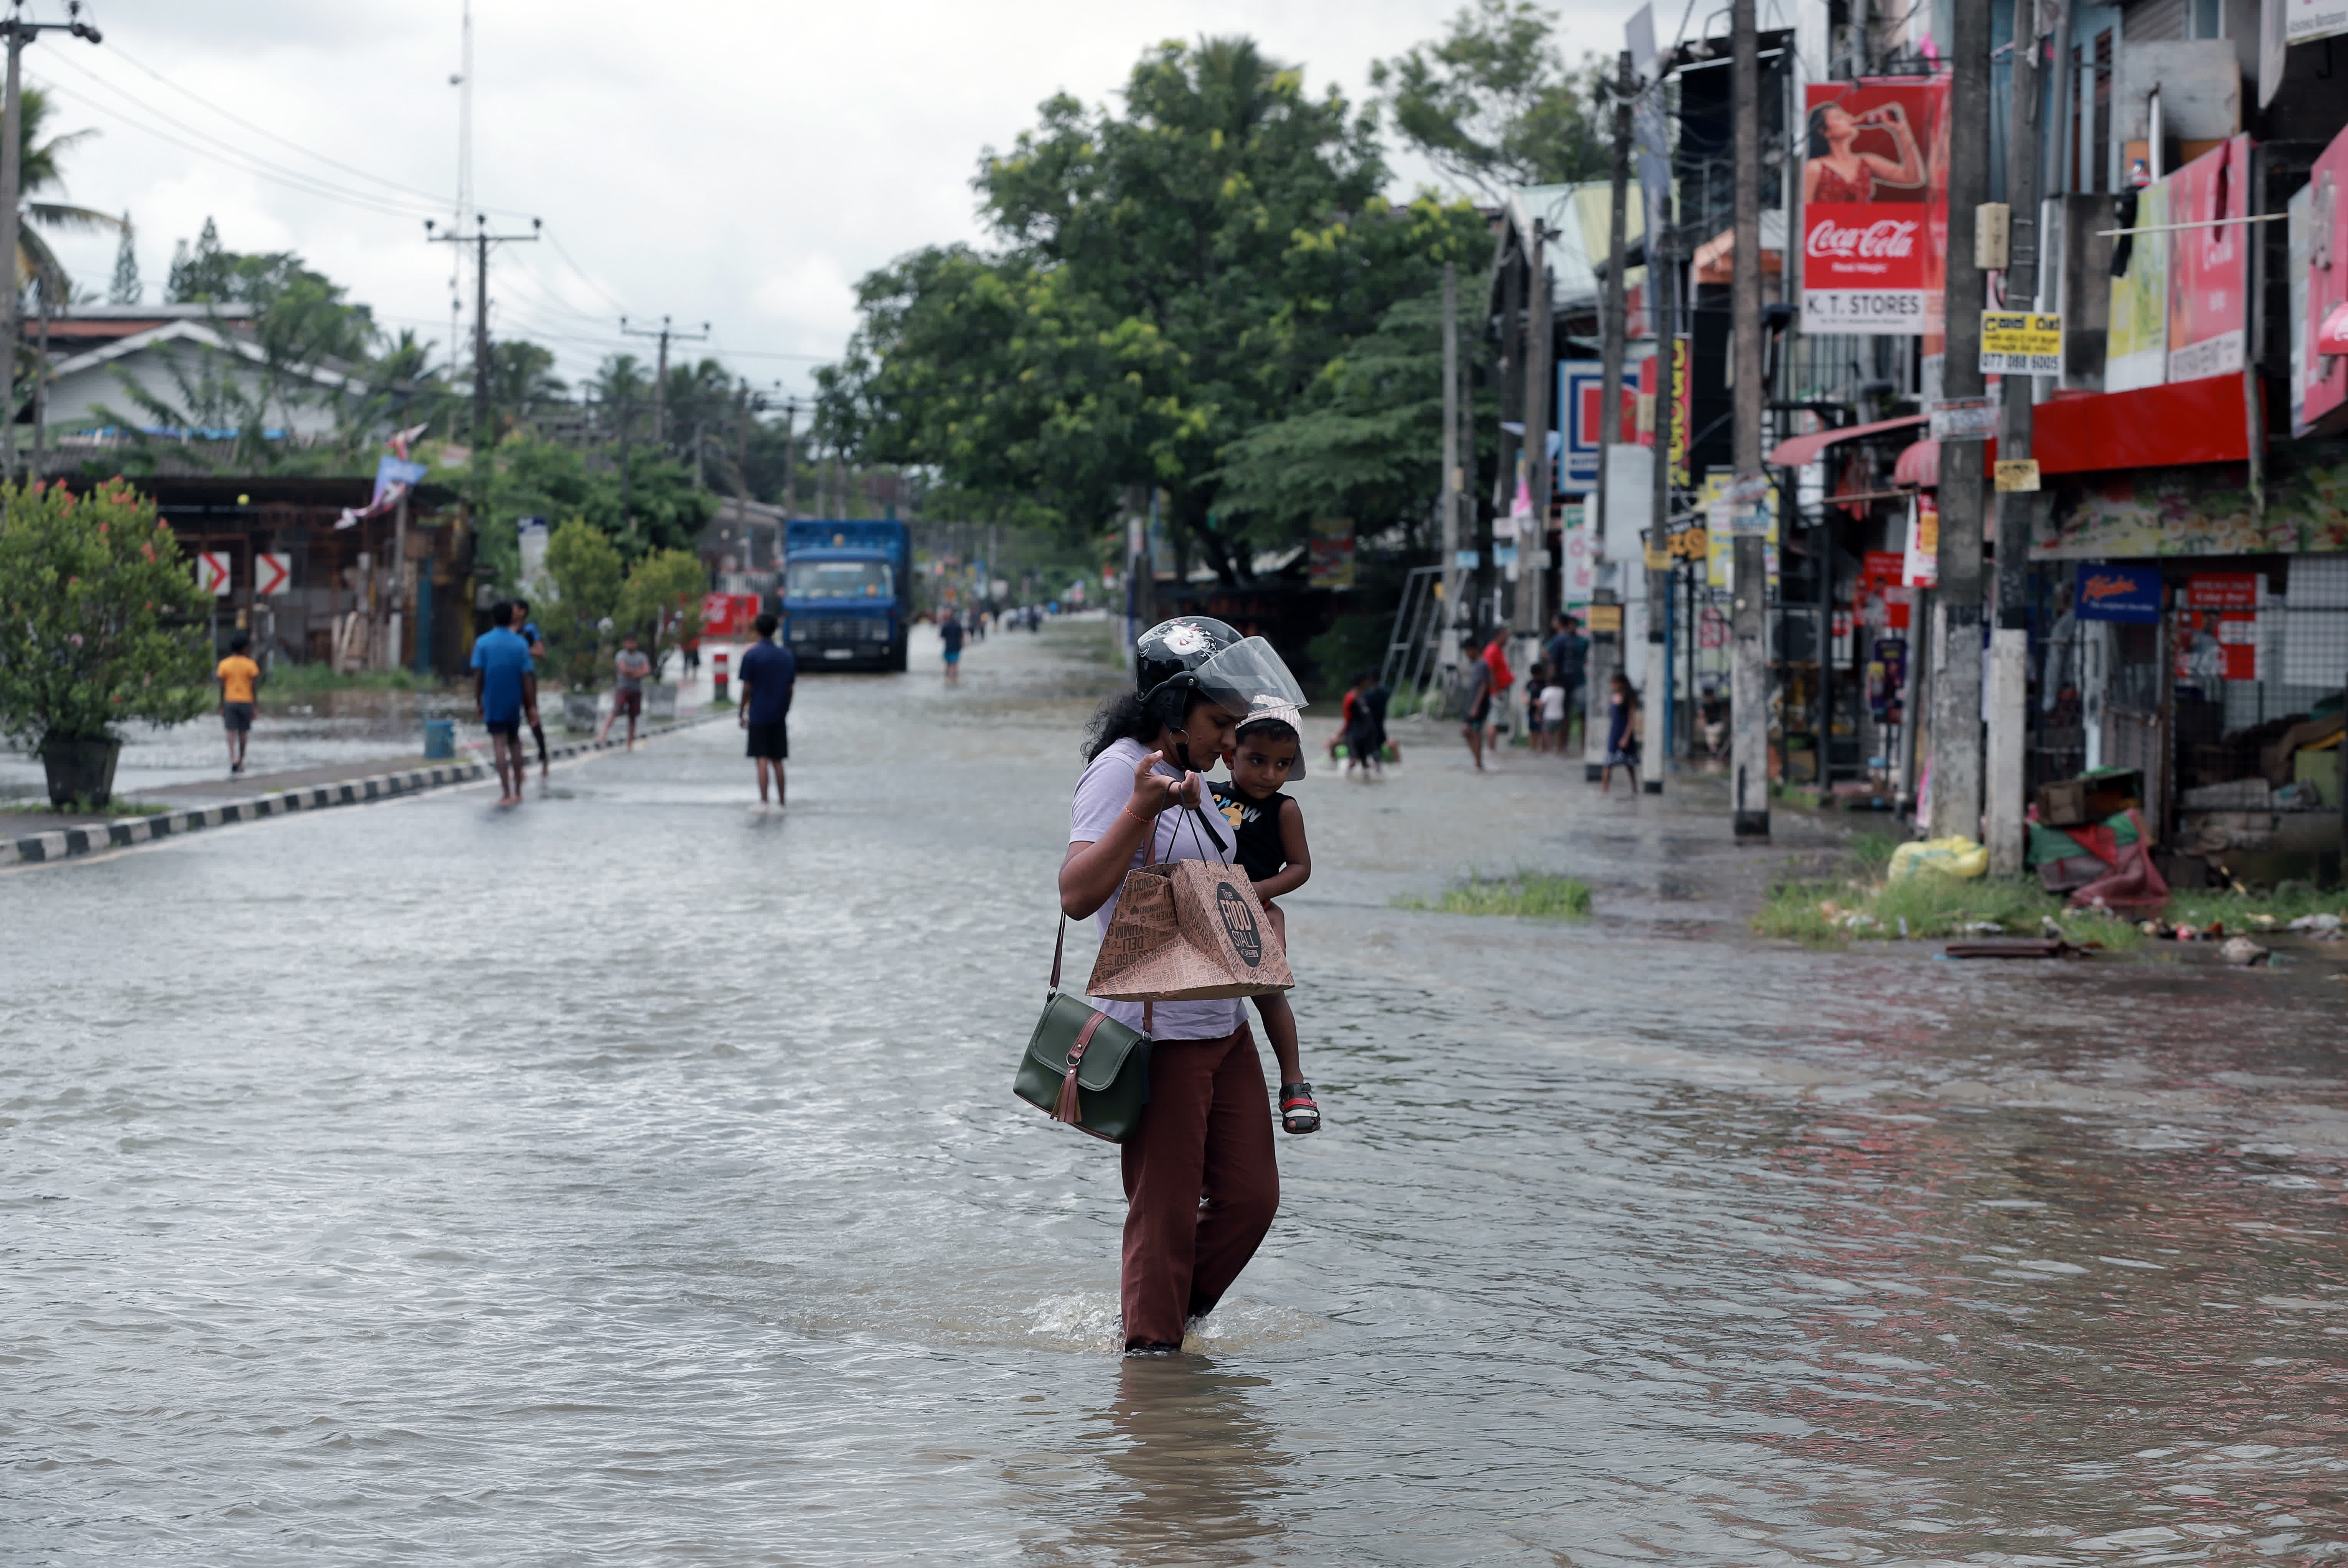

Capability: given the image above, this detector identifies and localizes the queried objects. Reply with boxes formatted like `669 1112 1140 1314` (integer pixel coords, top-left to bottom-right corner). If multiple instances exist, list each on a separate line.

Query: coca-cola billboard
1799 79 1948 336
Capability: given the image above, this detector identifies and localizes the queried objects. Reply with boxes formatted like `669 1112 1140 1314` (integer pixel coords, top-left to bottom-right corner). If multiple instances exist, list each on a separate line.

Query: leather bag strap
1049 916 1065 994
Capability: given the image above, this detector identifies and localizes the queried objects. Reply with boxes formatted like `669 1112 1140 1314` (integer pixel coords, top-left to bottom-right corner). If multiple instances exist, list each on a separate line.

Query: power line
30 68 445 222
95 41 534 218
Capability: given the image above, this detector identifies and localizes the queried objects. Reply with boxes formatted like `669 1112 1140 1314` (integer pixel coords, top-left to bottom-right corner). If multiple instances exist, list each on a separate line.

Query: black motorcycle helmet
1135 615 1243 730
1133 616 1309 750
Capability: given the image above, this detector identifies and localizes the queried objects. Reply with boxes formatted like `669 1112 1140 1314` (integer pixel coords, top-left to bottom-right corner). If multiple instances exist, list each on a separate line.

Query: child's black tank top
1208 780 1290 884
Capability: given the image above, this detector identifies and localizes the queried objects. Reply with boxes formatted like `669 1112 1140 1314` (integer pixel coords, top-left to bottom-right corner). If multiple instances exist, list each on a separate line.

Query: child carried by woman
1209 703 1321 1134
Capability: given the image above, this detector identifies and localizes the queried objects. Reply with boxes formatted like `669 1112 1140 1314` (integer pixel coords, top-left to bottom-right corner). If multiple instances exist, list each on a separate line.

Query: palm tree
15 86 125 303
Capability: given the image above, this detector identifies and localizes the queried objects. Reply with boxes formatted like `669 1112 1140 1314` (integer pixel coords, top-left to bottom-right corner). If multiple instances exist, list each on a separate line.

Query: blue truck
782 519 911 672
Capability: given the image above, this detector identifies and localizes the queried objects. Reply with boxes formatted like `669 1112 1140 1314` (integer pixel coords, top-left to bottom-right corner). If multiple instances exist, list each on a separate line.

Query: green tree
826 36 1486 580
484 340 566 440
538 517 624 692
0 479 211 749
617 547 708 678
1215 286 1498 546
107 213 139 304
10 87 126 303
1370 0 1611 198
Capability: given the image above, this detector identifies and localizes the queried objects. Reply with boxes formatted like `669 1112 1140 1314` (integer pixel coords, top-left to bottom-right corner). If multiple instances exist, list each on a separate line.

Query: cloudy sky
28 0 1642 399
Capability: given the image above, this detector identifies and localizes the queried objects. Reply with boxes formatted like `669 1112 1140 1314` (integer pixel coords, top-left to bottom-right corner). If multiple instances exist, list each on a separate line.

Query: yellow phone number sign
1979 311 2062 375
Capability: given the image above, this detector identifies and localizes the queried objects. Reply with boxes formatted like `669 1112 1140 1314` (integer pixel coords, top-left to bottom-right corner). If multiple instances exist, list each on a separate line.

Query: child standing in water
1210 705 1321 1133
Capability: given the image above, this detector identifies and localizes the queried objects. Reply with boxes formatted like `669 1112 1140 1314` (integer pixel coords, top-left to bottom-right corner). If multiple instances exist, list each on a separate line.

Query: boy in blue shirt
470 601 537 805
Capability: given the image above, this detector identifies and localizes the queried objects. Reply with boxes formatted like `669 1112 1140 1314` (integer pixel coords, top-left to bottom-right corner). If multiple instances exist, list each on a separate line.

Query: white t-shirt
1067 736 1243 1040
1540 683 1568 722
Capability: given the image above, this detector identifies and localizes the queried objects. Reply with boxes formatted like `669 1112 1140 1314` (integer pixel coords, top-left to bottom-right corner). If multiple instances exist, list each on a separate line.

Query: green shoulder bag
1015 918 1154 1142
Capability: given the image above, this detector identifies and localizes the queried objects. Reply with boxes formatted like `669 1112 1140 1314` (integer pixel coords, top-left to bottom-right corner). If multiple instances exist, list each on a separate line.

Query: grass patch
2162 886 2348 930
1396 869 1593 919
264 664 436 695
1845 828 1903 873
1756 871 2145 951
2 796 170 818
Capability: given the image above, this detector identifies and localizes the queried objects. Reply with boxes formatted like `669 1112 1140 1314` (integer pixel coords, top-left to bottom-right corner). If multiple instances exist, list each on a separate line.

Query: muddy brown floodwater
7 619 2348 1565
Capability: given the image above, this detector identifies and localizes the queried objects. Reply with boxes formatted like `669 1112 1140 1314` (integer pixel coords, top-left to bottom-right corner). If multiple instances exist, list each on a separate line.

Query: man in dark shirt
737 612 798 807
1546 612 1590 752
939 611 965 684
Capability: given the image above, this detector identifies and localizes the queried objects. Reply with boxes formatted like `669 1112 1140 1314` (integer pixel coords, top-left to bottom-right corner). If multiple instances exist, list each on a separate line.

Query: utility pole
1520 219 1553 659
1931 0 1994 843
1644 158 1675 797
1729 0 1769 840
0 1 101 482
425 213 539 452
1441 262 1463 692
1600 51 1634 777
621 315 710 456
773 393 800 517
1987 2 2043 875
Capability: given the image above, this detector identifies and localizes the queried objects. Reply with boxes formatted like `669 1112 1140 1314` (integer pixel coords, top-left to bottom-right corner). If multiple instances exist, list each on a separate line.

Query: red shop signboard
2167 135 2254 384
2173 572 2263 685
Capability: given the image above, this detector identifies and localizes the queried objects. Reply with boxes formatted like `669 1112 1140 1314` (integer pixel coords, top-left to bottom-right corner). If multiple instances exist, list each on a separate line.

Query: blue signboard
1557 359 1605 493
2074 562 2162 623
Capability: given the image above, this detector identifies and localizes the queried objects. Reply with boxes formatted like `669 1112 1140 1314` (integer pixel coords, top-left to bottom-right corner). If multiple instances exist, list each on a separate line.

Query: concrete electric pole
622 315 710 457
1929 0 1995 843
1441 261 1463 691
1520 219 1553 664
425 214 539 452
1986 1 2043 875
0 1 101 481
1600 51 1635 776
1729 0 1769 840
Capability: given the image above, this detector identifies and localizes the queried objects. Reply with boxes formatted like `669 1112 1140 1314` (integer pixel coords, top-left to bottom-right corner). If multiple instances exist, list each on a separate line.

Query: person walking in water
1599 671 1643 794
737 612 797 807
470 601 536 806
215 632 261 776
513 598 551 782
1457 647 1492 772
599 633 653 748
939 611 965 684
1060 616 1308 1354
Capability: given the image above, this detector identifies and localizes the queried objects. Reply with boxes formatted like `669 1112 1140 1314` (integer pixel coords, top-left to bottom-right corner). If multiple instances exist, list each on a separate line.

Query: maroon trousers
1119 1024 1280 1348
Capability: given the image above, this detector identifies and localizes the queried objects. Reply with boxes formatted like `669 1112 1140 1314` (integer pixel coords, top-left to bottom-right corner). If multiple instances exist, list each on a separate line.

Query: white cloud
31 0 1643 394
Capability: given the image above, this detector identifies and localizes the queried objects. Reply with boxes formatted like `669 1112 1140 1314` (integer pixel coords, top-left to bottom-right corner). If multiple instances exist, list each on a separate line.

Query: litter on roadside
1944 937 2076 959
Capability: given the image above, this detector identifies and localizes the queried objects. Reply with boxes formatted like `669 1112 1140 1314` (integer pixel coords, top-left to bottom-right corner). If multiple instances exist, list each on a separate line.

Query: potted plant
0 479 211 807
618 546 707 723
539 517 622 731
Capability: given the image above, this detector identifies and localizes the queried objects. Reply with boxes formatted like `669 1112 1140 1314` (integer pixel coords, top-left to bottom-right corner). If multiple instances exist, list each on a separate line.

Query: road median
3 715 717 869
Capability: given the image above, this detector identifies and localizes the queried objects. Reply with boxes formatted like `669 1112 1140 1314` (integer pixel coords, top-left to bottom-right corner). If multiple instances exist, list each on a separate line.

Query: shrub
1396 869 1593 919
538 517 623 692
0 478 211 746
617 547 708 679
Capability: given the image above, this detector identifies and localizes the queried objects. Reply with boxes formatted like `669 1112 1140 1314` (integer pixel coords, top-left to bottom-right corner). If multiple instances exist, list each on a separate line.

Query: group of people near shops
1448 613 1644 788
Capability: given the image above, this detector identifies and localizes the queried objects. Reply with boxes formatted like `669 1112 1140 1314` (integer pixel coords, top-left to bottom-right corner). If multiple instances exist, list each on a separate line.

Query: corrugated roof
1507 181 1646 312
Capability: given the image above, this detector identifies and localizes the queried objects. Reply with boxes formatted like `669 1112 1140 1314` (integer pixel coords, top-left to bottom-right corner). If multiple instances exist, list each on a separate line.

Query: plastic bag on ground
1888 836 1990 881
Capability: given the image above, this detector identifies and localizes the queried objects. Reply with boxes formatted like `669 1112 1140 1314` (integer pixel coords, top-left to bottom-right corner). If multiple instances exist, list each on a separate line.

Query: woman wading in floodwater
1060 617 1309 1354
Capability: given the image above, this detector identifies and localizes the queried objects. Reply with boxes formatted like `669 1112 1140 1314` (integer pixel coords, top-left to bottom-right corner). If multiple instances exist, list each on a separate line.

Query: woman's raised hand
1128 748 1197 817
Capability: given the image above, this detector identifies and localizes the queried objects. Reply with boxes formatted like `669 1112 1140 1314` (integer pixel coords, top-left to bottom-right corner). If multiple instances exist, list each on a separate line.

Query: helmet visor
1188 636 1307 718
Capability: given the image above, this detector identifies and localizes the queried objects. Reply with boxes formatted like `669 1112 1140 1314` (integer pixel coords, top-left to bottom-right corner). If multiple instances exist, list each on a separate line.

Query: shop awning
1894 438 1944 488
1890 376 2258 488
2033 373 2255 473
1766 412 1925 470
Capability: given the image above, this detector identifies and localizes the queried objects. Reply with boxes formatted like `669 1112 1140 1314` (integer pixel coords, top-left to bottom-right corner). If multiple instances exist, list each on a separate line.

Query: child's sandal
1280 1082 1321 1135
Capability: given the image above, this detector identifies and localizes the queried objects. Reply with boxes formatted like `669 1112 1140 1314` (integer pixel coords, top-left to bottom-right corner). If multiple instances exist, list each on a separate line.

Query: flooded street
8 620 2348 1566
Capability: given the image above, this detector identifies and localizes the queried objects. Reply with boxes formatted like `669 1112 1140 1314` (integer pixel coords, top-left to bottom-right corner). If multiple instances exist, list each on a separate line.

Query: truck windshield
786 559 893 600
